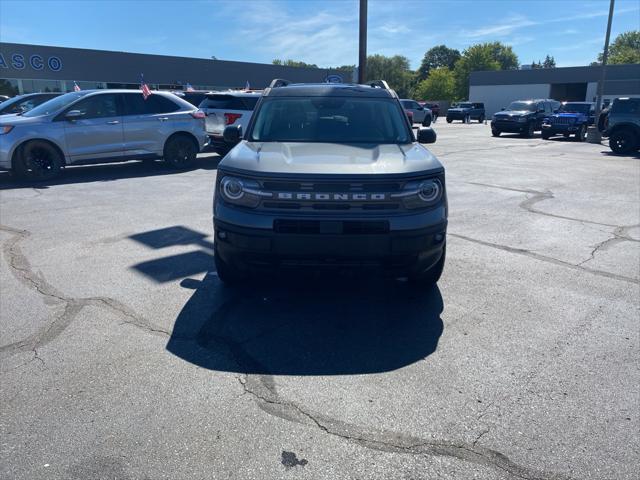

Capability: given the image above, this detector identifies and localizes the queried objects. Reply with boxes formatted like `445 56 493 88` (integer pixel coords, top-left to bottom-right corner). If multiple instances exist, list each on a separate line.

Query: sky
0 0 638 69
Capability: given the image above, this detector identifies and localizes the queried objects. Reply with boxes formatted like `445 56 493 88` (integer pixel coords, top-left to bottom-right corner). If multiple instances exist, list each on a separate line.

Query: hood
550 112 584 118
494 110 533 117
448 107 470 112
220 141 443 177
0 114 50 126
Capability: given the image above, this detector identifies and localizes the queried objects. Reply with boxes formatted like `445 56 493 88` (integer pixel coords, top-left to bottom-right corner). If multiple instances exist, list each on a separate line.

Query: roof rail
367 80 390 89
269 78 291 88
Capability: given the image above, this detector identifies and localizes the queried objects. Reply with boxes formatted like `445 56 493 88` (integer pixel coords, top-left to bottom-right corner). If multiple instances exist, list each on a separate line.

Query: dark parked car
0 92 62 116
446 102 485 123
541 101 595 141
601 97 640 154
170 90 209 107
491 99 560 137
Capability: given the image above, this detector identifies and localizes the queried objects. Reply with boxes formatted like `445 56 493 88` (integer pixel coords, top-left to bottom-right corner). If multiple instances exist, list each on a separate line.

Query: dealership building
0 42 350 96
470 64 640 115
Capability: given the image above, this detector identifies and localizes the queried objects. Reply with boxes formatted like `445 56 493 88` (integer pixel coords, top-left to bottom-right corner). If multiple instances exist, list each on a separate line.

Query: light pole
588 0 615 143
358 0 367 84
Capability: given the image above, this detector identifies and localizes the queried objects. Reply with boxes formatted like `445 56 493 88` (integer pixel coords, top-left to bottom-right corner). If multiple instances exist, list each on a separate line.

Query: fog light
217 231 227 240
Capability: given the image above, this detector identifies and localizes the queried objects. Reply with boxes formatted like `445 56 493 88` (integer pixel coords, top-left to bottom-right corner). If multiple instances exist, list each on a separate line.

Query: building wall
469 84 551 115
0 42 351 95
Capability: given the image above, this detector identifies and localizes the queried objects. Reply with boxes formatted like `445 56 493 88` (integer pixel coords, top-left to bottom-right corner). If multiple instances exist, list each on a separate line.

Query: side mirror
417 127 436 144
223 124 242 144
417 106 424 111
65 110 84 120
422 114 432 127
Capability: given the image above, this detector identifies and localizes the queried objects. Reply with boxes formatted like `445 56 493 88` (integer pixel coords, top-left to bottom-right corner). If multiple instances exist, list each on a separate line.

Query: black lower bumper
214 219 447 276
491 121 529 133
541 125 579 134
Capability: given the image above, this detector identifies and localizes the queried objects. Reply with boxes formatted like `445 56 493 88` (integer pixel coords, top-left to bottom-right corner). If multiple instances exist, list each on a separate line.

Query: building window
21 79 63 93
0 78 20 97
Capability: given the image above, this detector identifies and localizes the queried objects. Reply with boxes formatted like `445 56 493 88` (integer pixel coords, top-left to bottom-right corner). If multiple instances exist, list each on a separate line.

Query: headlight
391 178 443 209
0 125 14 135
218 175 267 208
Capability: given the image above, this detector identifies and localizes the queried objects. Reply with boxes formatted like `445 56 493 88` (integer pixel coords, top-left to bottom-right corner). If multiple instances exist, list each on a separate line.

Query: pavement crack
0 224 168 358
450 233 639 285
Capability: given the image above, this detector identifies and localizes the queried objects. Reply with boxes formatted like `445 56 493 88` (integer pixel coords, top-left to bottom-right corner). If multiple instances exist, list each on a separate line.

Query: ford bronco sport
213 79 447 286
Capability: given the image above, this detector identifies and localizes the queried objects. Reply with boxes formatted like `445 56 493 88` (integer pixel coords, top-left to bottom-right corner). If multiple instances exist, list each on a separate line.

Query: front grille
257 179 404 212
274 220 390 235
550 117 574 125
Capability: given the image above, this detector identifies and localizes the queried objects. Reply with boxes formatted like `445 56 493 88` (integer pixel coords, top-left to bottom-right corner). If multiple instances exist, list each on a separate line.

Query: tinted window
70 94 119 119
612 99 640 114
250 97 411 144
456 103 473 108
123 93 180 115
199 94 257 111
507 101 536 111
473 103 484 109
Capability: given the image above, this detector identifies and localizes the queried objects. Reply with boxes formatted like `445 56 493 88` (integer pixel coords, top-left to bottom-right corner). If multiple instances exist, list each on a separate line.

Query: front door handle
106 120 120 125
158 117 169 122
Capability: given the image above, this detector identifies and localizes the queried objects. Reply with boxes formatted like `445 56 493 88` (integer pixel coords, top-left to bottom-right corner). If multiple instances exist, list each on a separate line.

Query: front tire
409 244 446 288
541 131 551 140
575 125 587 142
14 140 63 181
478 115 485 123
163 134 198 169
446 118 452 124
609 129 637 155
492 128 501 137
522 122 535 138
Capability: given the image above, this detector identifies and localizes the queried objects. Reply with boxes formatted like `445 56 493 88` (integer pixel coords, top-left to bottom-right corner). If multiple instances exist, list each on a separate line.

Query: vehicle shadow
0 154 221 190
166 272 444 376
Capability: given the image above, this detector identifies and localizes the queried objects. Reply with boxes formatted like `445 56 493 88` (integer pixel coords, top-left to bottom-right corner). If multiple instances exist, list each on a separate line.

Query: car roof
205 90 263 97
265 83 396 98
562 101 594 104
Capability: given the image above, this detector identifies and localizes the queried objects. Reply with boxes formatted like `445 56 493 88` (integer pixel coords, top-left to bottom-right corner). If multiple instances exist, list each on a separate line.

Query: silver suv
213 80 446 287
0 90 208 180
199 91 262 155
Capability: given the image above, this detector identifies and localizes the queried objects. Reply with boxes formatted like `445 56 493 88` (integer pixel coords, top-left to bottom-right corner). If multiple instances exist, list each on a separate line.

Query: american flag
185 83 195 92
140 74 152 100
73 81 81 92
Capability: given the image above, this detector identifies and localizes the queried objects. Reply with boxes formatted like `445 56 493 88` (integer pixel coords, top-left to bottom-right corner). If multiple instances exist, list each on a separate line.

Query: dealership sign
0 52 63 72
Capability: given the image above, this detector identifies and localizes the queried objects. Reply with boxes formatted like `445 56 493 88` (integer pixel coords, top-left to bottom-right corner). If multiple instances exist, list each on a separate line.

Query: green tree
272 59 319 68
453 42 519 99
365 54 416 97
413 67 456 101
417 45 461 80
597 30 640 64
542 54 556 68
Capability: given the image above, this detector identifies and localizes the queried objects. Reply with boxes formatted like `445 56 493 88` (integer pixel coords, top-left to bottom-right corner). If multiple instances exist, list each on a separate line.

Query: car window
400 100 413 109
537 102 545 112
199 94 256 111
24 92 88 117
612 99 640 114
123 93 180 115
67 93 119 119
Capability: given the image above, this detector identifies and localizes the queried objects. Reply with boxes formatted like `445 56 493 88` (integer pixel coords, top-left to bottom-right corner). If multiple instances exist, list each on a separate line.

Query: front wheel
609 129 637 155
409 244 446 288
163 135 197 169
14 140 63 181
446 118 452 124
522 122 535 138
478 115 485 123
575 125 587 142
491 128 501 137
541 131 551 140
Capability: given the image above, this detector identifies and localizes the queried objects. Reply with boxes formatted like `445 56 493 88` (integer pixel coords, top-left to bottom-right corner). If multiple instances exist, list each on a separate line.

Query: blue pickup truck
541 101 595 141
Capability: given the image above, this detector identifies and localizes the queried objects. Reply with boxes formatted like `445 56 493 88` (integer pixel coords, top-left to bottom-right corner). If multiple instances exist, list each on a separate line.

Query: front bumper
491 120 528 133
214 212 447 275
541 123 579 134
447 111 468 120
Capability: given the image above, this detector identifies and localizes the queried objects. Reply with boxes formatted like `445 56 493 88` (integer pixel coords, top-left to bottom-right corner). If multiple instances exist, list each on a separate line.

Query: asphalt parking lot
1 121 638 480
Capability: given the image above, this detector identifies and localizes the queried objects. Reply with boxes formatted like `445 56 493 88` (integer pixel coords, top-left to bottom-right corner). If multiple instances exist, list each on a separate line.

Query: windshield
455 103 472 108
507 101 536 111
249 97 412 144
559 103 591 114
23 92 88 117
0 96 25 114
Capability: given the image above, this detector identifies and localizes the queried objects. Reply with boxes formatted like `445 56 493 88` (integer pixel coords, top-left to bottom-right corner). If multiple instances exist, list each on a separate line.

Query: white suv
199 91 262 155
